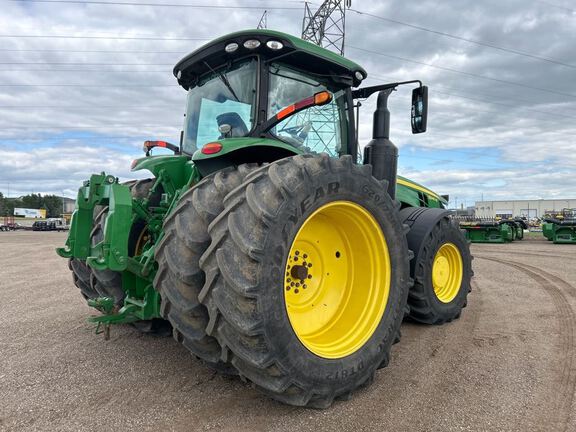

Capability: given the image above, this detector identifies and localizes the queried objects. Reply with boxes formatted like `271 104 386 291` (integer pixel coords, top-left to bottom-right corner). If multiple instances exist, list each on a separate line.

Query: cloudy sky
0 0 574 208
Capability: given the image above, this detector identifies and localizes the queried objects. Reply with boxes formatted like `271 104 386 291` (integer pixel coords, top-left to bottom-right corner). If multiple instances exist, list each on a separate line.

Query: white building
475 199 576 219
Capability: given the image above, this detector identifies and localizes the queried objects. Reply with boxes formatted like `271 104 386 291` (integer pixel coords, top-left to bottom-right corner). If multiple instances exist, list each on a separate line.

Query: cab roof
173 29 367 90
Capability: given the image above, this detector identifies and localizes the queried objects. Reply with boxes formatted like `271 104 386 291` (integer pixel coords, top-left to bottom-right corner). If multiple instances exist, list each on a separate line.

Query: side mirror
411 86 428 134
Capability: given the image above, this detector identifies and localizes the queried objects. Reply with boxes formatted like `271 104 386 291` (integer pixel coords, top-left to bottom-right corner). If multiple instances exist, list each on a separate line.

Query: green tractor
57 29 472 407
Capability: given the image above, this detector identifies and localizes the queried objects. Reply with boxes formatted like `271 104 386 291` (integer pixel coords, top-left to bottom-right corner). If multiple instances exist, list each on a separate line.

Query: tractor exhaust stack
363 88 398 199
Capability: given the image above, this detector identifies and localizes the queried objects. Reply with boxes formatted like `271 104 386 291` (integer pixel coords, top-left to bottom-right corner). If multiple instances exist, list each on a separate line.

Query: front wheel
401 208 473 324
200 154 411 407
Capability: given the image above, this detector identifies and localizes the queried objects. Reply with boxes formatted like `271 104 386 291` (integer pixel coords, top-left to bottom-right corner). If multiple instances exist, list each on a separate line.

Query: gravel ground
1 231 575 432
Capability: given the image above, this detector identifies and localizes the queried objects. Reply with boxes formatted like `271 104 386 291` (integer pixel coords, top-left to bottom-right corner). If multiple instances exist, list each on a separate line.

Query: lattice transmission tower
301 0 350 55
297 0 351 155
257 10 268 29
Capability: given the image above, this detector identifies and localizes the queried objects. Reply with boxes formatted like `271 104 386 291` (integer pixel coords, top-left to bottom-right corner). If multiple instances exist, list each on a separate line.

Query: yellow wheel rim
432 243 463 303
134 227 150 256
284 201 391 359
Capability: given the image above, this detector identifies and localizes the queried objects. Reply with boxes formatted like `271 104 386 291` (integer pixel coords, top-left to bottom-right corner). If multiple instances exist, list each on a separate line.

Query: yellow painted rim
432 243 463 303
134 228 150 256
284 201 391 359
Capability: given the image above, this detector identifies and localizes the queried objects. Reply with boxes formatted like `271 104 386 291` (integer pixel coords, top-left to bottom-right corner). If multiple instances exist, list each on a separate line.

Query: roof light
225 42 239 53
176 70 182 79
243 39 261 49
201 142 223 155
266 40 283 50
355 71 364 81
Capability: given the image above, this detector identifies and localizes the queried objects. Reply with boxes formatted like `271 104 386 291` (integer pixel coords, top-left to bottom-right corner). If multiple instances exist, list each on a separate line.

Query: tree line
0 192 63 218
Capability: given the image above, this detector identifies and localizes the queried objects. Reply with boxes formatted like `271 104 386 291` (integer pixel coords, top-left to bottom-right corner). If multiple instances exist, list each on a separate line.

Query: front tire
401 208 472 324
200 154 411 407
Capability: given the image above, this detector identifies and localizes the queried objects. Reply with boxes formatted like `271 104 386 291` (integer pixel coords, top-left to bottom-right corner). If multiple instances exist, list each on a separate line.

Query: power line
532 0 575 13
370 71 576 115
364 74 576 139
0 84 174 86
348 8 576 70
349 46 576 99
0 105 172 108
433 89 576 121
8 0 302 9
0 48 189 53
370 72 576 121
0 62 173 65
0 136 149 141
429 82 576 115
0 124 179 129
0 69 171 72
0 34 208 40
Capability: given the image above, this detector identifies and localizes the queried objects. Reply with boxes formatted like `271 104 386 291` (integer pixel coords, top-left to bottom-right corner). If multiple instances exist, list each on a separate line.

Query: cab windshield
182 59 257 154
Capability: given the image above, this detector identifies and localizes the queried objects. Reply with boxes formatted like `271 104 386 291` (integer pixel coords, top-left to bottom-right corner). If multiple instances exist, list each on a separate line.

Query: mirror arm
352 80 422 100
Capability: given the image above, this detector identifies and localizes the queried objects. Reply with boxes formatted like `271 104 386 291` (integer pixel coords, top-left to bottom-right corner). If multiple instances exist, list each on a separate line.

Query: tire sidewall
255 160 409 392
420 221 472 315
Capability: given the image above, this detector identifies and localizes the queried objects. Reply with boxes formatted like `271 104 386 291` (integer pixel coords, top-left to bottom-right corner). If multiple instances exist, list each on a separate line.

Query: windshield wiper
204 61 240 102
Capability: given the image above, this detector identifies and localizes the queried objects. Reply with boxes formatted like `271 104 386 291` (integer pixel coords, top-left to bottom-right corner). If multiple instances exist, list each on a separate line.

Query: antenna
301 0 350 55
257 10 268 29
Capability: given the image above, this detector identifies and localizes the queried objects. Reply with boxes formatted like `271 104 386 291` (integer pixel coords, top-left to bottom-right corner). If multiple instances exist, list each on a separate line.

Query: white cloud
0 0 574 206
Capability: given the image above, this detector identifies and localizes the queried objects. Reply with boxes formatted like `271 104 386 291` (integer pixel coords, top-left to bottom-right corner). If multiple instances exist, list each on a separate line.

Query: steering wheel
278 121 312 146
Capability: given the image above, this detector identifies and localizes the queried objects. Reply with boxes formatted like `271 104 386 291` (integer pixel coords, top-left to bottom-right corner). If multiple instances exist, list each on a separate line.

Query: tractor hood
173 29 367 90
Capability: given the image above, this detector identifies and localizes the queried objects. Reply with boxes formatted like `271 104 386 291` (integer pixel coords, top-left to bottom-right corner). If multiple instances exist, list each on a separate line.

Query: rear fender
400 207 452 276
192 137 300 176
131 155 193 195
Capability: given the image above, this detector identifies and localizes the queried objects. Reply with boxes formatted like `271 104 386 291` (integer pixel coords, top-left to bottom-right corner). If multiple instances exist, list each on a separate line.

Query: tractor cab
173 29 365 169
172 29 430 199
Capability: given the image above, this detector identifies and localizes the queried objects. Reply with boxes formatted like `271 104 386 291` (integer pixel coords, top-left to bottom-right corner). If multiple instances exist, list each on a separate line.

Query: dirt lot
1 231 575 432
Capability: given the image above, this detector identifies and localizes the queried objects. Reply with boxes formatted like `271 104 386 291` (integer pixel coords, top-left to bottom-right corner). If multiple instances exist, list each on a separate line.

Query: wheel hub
290 264 309 281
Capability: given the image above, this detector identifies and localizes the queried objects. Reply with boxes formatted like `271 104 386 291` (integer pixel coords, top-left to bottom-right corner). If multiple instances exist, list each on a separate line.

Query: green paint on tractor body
57 29 446 327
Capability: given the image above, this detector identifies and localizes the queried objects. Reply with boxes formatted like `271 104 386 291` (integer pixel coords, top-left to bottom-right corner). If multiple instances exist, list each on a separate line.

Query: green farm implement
57 29 472 407
457 217 523 243
542 209 576 244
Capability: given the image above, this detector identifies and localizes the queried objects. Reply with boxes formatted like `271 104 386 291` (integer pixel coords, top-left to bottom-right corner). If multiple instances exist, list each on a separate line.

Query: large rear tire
199 154 411 407
154 164 259 371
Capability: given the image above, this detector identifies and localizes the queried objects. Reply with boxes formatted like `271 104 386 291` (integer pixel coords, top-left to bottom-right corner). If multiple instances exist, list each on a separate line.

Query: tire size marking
300 182 340 214
362 184 381 203
326 360 364 381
